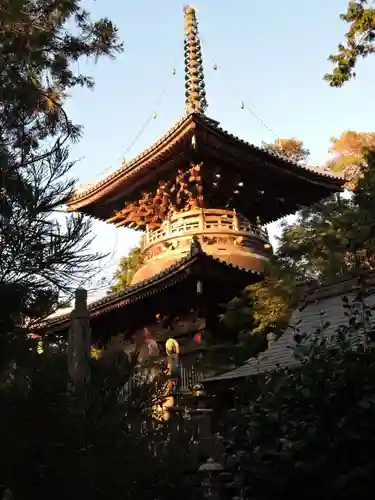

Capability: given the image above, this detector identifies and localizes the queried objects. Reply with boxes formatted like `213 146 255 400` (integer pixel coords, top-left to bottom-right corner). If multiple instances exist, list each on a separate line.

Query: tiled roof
204 330 300 382
69 113 344 207
204 273 375 383
198 115 343 183
69 114 193 205
43 241 262 331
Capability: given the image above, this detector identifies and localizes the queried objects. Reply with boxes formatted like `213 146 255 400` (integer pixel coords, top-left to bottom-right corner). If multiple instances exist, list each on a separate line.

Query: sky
63 0 375 297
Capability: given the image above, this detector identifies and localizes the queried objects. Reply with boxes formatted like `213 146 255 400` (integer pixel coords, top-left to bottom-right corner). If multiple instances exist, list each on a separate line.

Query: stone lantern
199 458 224 499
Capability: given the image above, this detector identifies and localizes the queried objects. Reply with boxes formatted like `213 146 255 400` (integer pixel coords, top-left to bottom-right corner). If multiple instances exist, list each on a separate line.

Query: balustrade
141 209 268 250
131 356 204 393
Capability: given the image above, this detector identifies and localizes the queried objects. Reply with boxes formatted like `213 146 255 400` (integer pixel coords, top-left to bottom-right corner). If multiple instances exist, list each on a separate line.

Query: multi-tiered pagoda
44 6 344 386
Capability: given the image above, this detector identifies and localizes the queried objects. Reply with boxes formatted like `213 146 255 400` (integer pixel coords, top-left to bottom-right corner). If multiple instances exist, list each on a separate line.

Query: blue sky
64 0 375 296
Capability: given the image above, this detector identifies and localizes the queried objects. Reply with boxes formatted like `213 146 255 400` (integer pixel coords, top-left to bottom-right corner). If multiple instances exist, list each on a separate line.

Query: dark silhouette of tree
222 293 375 500
0 0 122 352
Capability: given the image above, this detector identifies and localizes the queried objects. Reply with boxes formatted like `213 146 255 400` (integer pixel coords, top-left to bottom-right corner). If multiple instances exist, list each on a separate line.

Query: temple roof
41 239 262 336
68 112 344 222
204 272 375 384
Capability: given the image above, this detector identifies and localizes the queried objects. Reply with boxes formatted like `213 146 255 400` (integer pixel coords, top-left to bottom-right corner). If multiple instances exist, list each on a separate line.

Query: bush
221 293 375 500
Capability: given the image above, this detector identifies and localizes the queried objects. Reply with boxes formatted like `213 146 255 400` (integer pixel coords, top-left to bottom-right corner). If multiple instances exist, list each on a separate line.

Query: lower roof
204 272 375 384
41 238 262 336
204 331 300 383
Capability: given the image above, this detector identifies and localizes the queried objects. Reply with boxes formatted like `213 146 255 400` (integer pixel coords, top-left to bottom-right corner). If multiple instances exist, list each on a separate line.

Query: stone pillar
67 288 91 391
199 458 224 500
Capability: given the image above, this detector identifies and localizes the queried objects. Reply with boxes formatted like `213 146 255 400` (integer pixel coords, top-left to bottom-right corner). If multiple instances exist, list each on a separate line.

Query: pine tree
0 0 122 348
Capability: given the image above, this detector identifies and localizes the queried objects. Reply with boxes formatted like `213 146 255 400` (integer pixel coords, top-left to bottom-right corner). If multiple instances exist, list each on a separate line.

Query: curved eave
196 115 345 189
67 112 345 220
42 250 262 333
68 114 196 214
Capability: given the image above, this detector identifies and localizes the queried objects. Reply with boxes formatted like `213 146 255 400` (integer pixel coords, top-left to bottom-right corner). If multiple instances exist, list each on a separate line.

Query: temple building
43 6 344 390
204 272 375 393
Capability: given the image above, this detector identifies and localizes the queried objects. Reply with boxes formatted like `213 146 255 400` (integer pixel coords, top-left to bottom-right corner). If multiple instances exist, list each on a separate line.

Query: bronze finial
184 6 207 114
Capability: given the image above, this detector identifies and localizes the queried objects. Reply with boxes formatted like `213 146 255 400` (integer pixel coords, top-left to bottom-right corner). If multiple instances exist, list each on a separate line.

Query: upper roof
68 113 344 222
67 7 345 224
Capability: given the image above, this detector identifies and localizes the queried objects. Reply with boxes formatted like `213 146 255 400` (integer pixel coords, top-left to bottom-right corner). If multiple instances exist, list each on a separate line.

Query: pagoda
44 6 344 387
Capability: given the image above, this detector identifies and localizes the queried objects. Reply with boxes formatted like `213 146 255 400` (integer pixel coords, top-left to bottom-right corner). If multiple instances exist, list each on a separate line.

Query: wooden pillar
232 209 239 231
199 208 205 230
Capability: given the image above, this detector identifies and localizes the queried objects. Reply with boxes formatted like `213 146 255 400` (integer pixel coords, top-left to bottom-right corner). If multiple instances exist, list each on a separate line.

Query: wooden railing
180 361 204 391
141 209 268 249
133 357 204 392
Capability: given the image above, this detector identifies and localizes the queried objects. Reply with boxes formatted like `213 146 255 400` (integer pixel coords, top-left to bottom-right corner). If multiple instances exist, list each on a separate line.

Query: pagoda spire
184 6 207 115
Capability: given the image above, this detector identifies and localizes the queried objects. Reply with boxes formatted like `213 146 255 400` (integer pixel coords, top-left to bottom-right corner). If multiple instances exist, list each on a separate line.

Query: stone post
67 288 91 391
199 458 224 500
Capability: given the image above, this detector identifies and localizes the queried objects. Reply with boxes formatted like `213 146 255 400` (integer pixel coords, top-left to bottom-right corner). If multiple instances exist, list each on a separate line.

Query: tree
327 131 375 188
110 247 143 291
222 141 375 345
0 0 122 341
325 1 375 87
262 138 310 164
221 293 375 500
279 150 375 280
222 257 298 340
275 198 354 281
0 0 122 160
245 263 299 334
251 147 375 339
226 198 352 342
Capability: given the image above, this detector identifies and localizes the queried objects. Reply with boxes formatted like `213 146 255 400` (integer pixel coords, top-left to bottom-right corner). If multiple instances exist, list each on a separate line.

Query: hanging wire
74 56 183 298
218 69 278 139
98 57 181 177
202 38 278 139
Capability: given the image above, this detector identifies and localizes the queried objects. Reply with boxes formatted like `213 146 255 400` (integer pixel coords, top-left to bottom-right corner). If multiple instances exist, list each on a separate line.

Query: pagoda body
45 7 344 389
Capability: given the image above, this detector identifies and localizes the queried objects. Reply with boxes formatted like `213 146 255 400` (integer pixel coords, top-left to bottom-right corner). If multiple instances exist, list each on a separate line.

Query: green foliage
276 197 355 281
0 0 122 156
110 247 143 291
247 262 299 334
325 1 375 87
275 149 375 282
222 294 375 500
222 261 297 340
222 138 311 342
222 145 375 348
